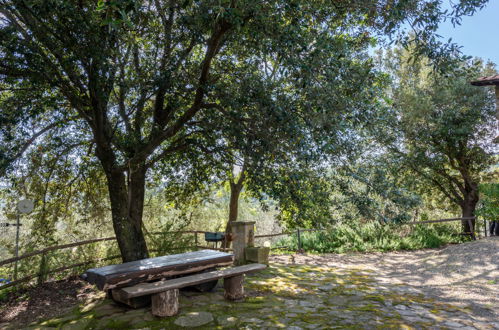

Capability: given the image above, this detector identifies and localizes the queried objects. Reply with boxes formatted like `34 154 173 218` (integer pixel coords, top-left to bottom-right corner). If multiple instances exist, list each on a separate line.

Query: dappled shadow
270 236 499 321
9 260 497 329
0 276 99 327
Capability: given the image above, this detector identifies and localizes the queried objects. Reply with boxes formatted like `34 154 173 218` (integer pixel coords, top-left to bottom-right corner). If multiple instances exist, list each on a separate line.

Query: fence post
483 217 487 238
297 228 303 253
194 232 198 249
37 251 49 285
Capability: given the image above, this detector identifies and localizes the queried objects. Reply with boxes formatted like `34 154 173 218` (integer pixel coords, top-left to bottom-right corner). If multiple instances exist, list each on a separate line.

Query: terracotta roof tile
470 74 499 86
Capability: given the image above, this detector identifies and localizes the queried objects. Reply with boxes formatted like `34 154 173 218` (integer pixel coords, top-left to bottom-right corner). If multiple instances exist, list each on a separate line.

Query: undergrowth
276 221 468 253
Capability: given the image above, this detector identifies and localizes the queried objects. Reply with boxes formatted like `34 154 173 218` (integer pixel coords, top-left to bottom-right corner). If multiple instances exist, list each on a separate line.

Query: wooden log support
152 289 179 317
224 275 244 300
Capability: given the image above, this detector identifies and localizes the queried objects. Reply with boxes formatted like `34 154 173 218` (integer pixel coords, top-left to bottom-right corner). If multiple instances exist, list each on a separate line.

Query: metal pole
14 212 20 281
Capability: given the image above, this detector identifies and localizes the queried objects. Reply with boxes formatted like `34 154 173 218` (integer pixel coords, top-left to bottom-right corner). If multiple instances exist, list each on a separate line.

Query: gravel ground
271 236 499 321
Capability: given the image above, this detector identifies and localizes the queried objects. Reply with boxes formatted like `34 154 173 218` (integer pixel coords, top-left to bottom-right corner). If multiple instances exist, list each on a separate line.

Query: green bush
276 221 466 254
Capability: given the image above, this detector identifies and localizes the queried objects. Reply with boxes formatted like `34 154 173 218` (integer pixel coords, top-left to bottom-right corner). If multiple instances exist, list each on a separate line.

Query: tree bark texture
460 179 479 234
223 275 244 300
223 170 245 249
151 289 179 317
461 199 477 235
103 162 149 262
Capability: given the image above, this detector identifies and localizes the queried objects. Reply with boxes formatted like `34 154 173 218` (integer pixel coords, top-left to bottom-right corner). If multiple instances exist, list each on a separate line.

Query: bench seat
112 263 266 317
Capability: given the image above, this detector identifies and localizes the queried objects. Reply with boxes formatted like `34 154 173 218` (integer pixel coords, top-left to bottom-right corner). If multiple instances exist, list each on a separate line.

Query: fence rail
0 236 116 267
406 217 475 225
0 217 483 290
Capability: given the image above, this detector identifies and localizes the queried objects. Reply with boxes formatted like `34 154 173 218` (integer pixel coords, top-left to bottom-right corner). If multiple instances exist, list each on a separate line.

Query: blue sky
437 1 499 67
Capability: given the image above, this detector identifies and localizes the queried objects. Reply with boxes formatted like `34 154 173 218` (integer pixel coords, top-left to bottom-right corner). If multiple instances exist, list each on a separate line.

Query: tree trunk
105 165 149 262
223 180 244 249
460 189 478 235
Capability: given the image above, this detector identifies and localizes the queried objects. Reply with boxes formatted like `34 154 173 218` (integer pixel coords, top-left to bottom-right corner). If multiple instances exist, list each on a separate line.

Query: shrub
276 221 466 253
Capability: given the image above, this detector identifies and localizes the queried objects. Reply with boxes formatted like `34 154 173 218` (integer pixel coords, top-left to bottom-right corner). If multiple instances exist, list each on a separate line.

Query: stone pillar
231 221 255 265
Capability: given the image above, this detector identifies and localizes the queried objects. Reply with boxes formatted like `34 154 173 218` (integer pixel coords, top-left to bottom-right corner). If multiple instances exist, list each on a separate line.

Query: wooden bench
111 263 266 317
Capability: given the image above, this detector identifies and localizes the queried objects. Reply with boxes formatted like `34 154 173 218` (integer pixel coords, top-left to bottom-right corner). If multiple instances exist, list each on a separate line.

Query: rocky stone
318 284 337 291
217 315 238 327
61 315 93 330
174 312 214 327
299 300 315 307
80 301 99 313
288 308 307 314
404 316 430 323
398 309 417 317
93 303 124 317
443 320 465 328
243 317 264 324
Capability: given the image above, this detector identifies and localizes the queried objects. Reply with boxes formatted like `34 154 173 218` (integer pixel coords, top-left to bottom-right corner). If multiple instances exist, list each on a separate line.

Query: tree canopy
0 0 491 261
373 47 497 230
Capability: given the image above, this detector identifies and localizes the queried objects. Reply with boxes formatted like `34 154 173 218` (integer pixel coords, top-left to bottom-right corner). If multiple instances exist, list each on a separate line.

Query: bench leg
224 275 244 300
151 289 179 317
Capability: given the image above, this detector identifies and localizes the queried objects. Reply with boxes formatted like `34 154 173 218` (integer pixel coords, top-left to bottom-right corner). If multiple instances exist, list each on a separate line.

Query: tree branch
12 117 78 161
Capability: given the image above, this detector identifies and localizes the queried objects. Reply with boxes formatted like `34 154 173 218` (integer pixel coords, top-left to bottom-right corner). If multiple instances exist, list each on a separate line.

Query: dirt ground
0 276 99 328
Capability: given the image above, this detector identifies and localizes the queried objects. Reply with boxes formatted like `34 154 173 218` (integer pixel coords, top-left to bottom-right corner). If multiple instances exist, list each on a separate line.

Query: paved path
271 236 499 321
14 255 498 329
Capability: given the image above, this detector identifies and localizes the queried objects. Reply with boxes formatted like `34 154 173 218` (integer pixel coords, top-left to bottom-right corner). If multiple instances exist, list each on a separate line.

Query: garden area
1 0 498 329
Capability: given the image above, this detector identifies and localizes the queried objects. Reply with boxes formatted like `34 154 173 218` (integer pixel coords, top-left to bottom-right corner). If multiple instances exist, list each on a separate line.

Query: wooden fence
0 230 242 290
0 217 482 290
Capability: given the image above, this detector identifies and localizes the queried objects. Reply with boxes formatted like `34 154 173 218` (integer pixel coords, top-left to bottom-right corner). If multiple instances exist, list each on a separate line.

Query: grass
276 221 467 254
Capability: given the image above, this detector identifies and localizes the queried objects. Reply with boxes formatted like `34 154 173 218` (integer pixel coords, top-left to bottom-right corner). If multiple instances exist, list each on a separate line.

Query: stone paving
20 264 499 329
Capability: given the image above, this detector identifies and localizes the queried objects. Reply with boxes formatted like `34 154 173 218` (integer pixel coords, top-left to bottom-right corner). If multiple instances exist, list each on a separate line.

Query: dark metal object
204 232 225 249
204 232 225 242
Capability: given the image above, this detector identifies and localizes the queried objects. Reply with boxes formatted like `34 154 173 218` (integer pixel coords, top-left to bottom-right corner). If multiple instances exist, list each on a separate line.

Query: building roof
470 74 499 86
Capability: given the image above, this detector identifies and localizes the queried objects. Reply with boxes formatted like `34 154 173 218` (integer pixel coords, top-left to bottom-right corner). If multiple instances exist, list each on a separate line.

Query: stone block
245 246 270 265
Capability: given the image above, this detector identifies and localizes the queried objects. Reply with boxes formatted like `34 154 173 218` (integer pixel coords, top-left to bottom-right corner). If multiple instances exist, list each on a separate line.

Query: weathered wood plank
111 289 151 308
116 263 266 299
83 250 233 290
